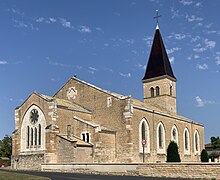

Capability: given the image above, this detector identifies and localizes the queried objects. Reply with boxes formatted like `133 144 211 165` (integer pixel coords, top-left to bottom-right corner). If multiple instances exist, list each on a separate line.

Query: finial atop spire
154 10 161 29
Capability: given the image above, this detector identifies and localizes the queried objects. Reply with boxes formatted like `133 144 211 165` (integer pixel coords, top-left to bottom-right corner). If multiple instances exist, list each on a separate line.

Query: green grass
0 171 50 180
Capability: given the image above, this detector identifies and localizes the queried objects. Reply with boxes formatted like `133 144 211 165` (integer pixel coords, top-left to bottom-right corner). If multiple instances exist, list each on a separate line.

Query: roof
132 98 203 127
54 76 130 100
58 135 93 147
142 28 176 81
35 92 91 114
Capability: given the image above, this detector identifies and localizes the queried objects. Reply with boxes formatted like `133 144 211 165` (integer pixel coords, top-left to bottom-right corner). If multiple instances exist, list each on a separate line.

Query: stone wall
41 163 220 180
17 153 44 170
57 136 93 163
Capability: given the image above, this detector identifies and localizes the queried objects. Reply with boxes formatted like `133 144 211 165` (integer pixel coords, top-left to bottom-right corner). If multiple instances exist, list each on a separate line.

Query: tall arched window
157 122 165 153
150 87 154 97
194 130 200 154
141 122 146 140
139 119 150 153
158 125 163 148
184 128 190 154
34 127 37 146
31 128 34 146
27 126 30 148
171 125 178 144
156 86 160 96
38 124 41 146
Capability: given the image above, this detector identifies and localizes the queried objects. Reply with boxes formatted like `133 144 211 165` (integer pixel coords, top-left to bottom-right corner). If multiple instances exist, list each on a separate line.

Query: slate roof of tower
142 27 176 81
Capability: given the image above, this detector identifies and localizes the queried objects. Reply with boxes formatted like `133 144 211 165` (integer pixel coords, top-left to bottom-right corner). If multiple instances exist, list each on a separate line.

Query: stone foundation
17 153 44 170
41 163 220 180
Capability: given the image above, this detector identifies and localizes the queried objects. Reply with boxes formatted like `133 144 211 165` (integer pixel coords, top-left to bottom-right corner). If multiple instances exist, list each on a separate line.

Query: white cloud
167 47 181 54
171 7 183 19
95 27 104 33
78 26 91 33
204 39 216 49
136 63 146 70
119 72 131 78
195 96 205 107
191 36 200 42
205 30 217 34
7 8 24 16
215 56 220 65
126 39 135 46
169 57 175 64
192 22 203 29
36 17 45 22
193 47 206 53
143 36 153 47
196 63 208 70
89 67 97 71
205 23 213 29
195 2 202 7
195 96 218 107
179 0 193 6
13 19 39 30
59 18 73 29
186 14 203 22
174 33 186 40
194 54 200 59
0 60 8 65
49 18 56 23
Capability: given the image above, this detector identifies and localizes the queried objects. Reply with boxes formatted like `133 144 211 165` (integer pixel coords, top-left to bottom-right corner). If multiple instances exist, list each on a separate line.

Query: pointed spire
142 16 176 81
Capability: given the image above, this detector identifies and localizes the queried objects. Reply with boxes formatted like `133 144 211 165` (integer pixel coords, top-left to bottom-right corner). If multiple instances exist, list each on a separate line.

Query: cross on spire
154 10 161 27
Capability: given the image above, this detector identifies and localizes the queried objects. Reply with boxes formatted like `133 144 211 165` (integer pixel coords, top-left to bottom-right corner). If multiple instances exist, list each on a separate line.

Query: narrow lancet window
27 126 30 148
38 124 41 146
156 86 160 96
150 87 154 97
158 125 163 148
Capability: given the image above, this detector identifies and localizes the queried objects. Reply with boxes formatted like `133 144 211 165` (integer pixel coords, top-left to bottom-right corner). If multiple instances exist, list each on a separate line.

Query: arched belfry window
184 128 190 154
139 119 150 153
170 86 173 96
171 125 178 144
194 130 200 154
157 122 165 153
156 86 160 96
150 87 154 97
20 105 46 152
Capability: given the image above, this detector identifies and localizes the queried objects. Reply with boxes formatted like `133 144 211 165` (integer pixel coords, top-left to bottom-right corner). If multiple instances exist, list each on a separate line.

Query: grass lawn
0 171 50 180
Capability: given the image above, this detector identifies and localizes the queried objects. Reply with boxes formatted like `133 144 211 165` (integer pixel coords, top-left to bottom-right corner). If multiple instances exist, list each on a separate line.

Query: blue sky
0 0 219 143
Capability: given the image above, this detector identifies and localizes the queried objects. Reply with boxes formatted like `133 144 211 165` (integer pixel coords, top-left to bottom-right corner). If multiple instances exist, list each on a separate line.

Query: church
12 22 204 170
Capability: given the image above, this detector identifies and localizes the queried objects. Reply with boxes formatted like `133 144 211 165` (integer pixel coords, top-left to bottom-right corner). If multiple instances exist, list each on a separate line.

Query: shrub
167 141 181 162
201 149 209 162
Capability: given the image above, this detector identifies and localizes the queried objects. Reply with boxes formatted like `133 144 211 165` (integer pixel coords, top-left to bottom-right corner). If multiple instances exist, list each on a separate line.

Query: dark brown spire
142 28 176 81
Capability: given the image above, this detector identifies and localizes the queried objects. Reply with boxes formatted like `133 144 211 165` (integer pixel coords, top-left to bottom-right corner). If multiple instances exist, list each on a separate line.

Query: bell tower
142 13 177 113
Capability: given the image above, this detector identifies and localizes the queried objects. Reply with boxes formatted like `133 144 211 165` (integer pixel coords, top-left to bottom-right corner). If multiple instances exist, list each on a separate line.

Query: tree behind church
0 135 12 158
167 141 181 162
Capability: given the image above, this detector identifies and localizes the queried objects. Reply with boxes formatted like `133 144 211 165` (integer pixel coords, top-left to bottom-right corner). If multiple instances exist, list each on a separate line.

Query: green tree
0 135 12 158
201 149 209 162
211 136 220 149
167 141 181 162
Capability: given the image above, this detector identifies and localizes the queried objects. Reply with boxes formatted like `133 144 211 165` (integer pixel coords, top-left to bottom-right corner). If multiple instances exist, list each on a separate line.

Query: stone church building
12 24 204 170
